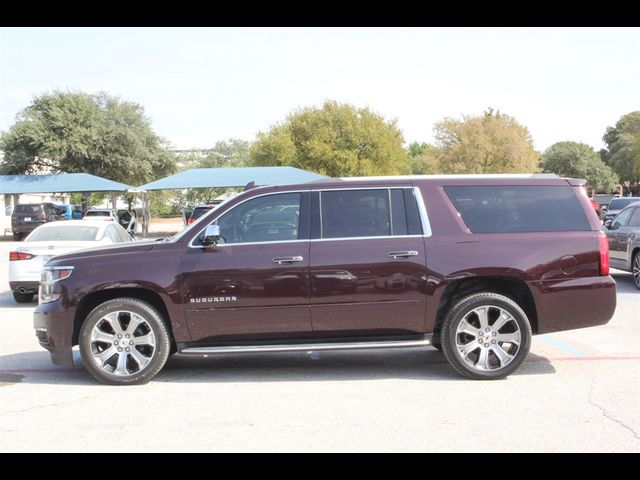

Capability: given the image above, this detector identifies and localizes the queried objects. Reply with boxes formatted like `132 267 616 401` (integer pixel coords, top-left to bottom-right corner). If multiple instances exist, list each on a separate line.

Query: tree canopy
601 111 640 195
429 108 539 174
250 100 409 177
0 91 176 185
540 141 618 192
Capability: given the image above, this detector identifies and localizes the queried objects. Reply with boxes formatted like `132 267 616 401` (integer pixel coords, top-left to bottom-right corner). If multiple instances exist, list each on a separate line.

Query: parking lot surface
0 238 638 452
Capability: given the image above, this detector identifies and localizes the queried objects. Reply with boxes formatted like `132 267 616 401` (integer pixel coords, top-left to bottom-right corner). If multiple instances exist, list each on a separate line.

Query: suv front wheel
441 293 532 380
79 298 171 385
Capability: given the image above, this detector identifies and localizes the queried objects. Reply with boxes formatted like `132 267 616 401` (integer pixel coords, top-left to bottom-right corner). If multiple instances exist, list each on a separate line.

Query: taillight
188 218 194 224
34 214 45 220
598 231 610 276
9 251 34 261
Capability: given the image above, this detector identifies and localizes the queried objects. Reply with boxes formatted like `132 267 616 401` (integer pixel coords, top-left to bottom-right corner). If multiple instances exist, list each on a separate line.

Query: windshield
608 198 638 210
28 226 99 242
169 193 241 242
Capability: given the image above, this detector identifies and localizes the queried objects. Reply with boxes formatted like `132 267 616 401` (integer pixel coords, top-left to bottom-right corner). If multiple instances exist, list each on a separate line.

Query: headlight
39 266 74 304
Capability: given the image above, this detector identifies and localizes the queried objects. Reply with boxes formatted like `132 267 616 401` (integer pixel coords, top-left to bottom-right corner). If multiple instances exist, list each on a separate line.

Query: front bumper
33 301 75 367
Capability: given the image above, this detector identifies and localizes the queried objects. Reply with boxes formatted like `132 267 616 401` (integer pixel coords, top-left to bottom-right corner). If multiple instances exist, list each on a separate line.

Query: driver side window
613 208 633 229
214 193 302 244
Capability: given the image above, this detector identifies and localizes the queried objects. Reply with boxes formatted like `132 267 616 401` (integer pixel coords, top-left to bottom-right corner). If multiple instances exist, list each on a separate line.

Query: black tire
441 292 532 380
13 291 34 303
632 251 640 291
79 298 171 385
12 232 22 241
431 331 442 352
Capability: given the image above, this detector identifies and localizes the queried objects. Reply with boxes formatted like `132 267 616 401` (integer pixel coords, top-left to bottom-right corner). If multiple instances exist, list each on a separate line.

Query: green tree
250 101 409 177
602 111 640 195
0 90 176 187
432 108 539 174
407 141 440 174
541 141 618 193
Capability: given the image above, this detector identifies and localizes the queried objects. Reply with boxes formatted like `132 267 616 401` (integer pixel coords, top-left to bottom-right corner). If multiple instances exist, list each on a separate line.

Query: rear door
608 208 634 266
181 191 312 343
308 187 427 336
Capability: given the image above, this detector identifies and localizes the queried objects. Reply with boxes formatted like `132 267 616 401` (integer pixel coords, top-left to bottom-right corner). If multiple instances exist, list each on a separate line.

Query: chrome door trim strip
180 335 433 355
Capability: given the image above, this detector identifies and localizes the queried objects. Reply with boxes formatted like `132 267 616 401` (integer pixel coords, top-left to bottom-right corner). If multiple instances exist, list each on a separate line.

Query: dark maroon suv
33 174 616 384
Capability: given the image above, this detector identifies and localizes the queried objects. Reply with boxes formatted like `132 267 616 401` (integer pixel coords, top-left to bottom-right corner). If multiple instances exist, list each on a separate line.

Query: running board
180 335 432 356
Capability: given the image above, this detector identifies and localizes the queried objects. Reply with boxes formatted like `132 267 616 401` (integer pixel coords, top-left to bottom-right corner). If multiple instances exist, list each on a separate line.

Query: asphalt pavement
0 238 638 452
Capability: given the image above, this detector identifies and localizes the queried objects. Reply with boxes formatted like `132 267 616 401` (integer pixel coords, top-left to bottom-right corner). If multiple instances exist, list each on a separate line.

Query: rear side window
629 208 640 227
444 186 591 233
321 189 390 239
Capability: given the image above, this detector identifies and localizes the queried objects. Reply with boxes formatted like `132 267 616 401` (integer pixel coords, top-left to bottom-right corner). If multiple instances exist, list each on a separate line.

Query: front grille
35 329 48 344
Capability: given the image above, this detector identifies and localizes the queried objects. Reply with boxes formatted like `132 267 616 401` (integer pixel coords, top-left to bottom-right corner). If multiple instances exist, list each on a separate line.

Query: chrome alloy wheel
634 254 640 290
454 305 521 373
89 311 156 376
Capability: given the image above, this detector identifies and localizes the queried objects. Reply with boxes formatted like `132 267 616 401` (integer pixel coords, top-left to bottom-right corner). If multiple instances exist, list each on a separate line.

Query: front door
309 188 428 336
181 191 311 343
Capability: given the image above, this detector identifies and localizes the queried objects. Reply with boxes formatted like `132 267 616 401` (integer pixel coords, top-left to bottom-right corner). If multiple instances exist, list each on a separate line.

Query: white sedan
9 220 133 303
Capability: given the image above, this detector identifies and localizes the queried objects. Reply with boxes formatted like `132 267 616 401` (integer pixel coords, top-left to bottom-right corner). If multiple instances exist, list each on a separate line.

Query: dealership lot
0 238 638 452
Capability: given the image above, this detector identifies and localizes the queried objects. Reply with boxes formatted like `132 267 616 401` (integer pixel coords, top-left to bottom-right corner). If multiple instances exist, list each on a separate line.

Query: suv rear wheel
12 232 23 241
441 292 532 380
79 298 171 385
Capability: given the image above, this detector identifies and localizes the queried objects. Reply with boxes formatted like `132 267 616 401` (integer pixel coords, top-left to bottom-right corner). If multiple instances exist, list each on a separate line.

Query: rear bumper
9 281 39 293
529 275 617 334
33 301 75 367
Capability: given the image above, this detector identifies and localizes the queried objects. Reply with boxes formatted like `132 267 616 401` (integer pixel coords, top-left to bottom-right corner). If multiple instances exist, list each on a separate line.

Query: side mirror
202 224 221 246
604 220 612 229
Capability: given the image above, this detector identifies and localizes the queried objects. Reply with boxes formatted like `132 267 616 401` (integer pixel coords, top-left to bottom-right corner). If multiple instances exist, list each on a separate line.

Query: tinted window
629 208 640 227
27 226 98 242
321 189 390 239
391 189 408 236
86 211 111 217
191 206 214 220
214 193 301 244
444 186 591 233
15 204 43 214
608 198 640 211
612 208 633 228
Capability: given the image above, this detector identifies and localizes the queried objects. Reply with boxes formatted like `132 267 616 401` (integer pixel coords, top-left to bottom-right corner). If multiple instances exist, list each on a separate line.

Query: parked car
11 203 66 241
116 209 138 237
84 209 119 222
55 205 73 220
34 174 616 385
187 202 222 225
9 220 133 303
604 201 640 289
589 198 602 217
603 197 640 223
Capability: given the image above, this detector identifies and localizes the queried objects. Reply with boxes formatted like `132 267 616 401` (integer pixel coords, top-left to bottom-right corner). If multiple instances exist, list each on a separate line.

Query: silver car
604 201 640 289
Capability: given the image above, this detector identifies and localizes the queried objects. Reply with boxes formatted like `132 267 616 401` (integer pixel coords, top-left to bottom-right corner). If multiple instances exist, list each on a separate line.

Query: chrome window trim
412 186 432 237
188 185 433 248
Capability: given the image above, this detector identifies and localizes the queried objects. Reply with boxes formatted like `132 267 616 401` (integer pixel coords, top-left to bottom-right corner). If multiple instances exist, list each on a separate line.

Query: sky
1 27 639 152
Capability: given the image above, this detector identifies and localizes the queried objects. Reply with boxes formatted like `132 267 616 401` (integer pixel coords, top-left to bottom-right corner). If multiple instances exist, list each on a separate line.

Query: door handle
387 251 419 259
272 256 304 264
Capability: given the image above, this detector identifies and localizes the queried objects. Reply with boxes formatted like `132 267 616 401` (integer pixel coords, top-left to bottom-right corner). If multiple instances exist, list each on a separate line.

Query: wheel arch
433 276 538 335
73 288 175 350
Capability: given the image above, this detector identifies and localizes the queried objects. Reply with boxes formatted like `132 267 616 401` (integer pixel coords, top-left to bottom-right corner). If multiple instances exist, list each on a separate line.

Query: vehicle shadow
0 348 556 386
611 269 638 294
0 290 37 308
